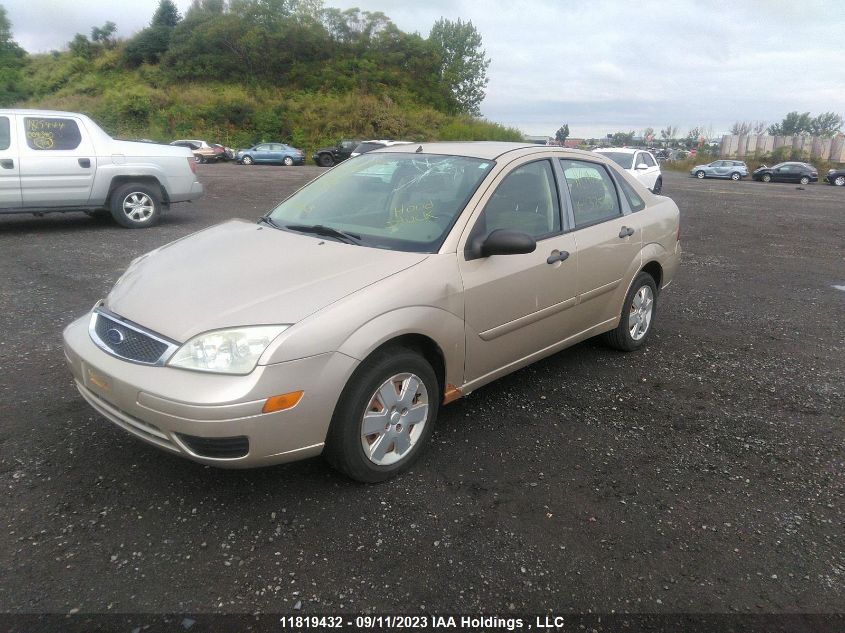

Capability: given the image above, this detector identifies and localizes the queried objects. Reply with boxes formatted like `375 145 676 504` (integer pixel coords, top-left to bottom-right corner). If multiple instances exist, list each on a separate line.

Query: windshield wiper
285 224 363 245
257 216 282 229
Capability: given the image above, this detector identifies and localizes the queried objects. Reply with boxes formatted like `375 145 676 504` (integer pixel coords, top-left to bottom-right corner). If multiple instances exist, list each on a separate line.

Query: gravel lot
1 165 842 616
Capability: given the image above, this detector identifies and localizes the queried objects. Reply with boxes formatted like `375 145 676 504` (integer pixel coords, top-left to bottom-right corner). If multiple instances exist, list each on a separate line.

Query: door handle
619 226 635 238
0 159 13 169
78 158 91 168
546 250 570 264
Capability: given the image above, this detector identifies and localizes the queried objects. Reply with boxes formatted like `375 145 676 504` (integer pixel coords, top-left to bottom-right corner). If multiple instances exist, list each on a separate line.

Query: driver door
459 159 578 383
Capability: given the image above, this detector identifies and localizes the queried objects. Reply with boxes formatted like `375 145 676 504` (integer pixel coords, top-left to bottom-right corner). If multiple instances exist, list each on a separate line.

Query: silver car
63 143 681 482
690 160 749 181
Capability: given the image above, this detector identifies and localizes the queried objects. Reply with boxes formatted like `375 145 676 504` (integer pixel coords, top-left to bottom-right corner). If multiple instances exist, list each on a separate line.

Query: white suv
593 148 663 193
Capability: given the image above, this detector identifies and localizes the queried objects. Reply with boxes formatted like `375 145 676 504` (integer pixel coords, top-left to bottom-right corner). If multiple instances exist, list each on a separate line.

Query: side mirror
636 163 648 170
467 229 536 260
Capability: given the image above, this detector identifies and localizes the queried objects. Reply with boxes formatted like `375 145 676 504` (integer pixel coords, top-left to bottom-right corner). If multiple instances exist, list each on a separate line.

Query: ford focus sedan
63 143 681 482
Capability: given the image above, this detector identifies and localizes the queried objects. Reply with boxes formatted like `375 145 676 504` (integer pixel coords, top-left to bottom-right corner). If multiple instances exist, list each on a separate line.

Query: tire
324 347 439 483
109 183 162 229
730 172 741 181
834 175 845 186
318 153 334 167
799 176 810 185
242 155 254 165
651 176 662 194
761 173 772 183
695 170 705 179
197 156 206 164
603 272 658 352
283 156 294 166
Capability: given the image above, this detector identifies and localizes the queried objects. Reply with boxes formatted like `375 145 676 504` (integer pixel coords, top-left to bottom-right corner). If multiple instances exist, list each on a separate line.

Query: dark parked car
312 139 361 167
236 143 304 166
752 162 818 184
825 168 845 186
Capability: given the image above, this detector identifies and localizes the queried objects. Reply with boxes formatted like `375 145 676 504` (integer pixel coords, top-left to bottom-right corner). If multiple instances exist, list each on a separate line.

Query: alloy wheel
628 285 654 341
122 193 154 223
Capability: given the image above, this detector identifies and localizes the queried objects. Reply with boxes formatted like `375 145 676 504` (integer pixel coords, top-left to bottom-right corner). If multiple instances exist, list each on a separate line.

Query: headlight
168 325 289 375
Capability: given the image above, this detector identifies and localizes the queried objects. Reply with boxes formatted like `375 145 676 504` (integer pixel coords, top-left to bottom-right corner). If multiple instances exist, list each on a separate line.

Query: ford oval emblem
106 328 126 346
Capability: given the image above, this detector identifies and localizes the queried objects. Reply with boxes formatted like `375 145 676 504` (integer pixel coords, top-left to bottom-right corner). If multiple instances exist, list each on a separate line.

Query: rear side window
616 175 646 212
559 159 622 227
0 117 9 151
24 117 82 151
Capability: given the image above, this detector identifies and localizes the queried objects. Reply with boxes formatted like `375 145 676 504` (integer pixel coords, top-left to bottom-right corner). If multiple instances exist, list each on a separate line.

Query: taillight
188 157 197 174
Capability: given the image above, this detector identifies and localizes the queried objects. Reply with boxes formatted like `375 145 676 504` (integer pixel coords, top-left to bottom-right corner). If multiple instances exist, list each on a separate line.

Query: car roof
372 141 623 162
359 140 413 146
593 147 643 155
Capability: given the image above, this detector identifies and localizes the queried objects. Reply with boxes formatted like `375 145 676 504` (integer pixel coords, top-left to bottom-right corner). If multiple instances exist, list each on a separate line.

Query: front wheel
651 176 662 194
241 155 254 165
799 176 810 185
696 170 705 179
834 175 845 186
603 272 658 352
761 173 772 183
324 347 439 482
730 172 741 181
109 183 162 229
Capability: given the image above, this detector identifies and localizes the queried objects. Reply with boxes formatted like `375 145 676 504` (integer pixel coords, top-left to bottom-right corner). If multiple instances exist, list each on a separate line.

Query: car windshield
598 152 634 169
267 153 494 253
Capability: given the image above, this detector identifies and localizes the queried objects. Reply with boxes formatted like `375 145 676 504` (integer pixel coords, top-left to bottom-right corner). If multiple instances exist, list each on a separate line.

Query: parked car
236 142 304 166
312 139 361 167
825 168 845 186
63 142 681 482
170 139 229 163
690 160 749 181
593 147 663 193
752 162 818 184
349 139 413 157
0 109 203 227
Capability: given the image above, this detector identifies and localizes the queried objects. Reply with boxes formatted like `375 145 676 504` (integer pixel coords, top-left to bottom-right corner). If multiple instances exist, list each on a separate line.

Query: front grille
176 434 249 459
91 310 175 365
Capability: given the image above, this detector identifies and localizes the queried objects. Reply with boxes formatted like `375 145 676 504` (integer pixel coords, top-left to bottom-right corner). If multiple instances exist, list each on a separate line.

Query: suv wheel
110 183 162 229
318 154 334 167
324 347 438 482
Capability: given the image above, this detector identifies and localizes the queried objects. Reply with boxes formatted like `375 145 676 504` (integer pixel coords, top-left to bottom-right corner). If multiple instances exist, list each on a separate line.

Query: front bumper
63 315 358 468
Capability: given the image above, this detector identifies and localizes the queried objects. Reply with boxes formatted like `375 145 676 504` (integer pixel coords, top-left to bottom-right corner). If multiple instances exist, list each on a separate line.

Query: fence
719 134 845 162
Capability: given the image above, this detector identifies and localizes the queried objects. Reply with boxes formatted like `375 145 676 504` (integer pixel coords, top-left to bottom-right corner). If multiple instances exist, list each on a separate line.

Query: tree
69 33 94 59
808 112 843 137
730 121 751 136
768 111 812 136
555 124 569 143
91 21 117 49
611 130 635 146
152 0 182 27
642 127 655 143
0 5 26 106
429 17 490 116
752 121 767 134
660 125 678 141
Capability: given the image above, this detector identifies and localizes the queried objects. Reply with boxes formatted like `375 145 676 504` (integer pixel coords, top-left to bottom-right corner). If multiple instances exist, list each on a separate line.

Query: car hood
691 164 709 170
105 220 428 342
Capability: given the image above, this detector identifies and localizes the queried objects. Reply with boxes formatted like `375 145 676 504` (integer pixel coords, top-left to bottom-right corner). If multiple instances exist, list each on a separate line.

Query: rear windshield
597 152 634 169
268 153 494 253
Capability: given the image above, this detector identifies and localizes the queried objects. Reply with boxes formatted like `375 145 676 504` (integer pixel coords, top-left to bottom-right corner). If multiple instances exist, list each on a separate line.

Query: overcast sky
4 0 845 138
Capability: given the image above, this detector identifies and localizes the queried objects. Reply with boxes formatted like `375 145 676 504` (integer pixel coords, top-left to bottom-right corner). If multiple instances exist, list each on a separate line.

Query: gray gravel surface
0 166 842 614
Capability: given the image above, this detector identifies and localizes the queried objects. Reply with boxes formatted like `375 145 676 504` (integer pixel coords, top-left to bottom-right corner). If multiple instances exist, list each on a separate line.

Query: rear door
18 114 95 207
0 114 22 209
559 158 642 328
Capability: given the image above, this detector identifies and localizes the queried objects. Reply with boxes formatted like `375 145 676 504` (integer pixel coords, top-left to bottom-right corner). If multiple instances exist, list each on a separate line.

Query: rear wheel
324 347 438 482
730 172 741 181
603 272 658 352
318 153 334 167
109 183 162 229
651 176 662 194
799 176 810 185
696 170 705 179
283 156 294 166
761 173 772 183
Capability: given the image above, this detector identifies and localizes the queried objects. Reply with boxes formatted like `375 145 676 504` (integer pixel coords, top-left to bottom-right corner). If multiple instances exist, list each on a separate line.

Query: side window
642 153 656 167
256 144 270 151
616 175 646 212
559 159 622 228
475 160 561 240
0 117 10 151
24 117 82 151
